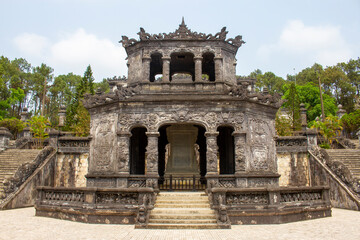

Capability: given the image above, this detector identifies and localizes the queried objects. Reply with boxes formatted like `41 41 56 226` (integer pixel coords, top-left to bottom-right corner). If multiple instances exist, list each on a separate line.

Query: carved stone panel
145 132 159 174
116 132 131 173
248 117 276 172
205 132 219 173
89 113 117 174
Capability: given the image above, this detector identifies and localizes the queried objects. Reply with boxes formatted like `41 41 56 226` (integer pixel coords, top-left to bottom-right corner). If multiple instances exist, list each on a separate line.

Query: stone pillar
19 107 31 139
142 56 151 82
300 103 307 132
145 132 160 188
205 132 219 188
306 129 318 150
162 57 170 82
0 127 12 151
336 104 346 119
214 57 223 82
20 107 29 122
116 131 131 187
58 105 66 129
232 132 246 172
48 129 59 149
194 57 203 82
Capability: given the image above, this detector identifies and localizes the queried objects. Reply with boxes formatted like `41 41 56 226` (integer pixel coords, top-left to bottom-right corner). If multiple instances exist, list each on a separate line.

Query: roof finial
181 17 185 26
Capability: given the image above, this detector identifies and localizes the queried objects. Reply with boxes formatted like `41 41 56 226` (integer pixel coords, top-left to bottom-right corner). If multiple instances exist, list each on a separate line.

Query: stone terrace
0 207 359 240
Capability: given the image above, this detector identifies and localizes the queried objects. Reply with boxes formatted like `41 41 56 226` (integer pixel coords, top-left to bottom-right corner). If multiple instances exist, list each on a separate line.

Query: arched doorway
217 126 235 174
130 127 147 174
158 123 207 190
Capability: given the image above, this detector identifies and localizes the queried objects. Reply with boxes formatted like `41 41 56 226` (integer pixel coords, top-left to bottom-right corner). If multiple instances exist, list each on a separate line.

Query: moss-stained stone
55 153 88 187
277 152 309 187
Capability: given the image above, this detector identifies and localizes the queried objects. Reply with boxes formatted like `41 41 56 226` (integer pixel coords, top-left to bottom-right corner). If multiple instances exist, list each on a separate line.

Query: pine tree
285 83 301 132
64 65 95 134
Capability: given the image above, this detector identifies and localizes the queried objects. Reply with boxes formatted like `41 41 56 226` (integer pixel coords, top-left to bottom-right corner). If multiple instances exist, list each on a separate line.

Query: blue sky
1 0 359 81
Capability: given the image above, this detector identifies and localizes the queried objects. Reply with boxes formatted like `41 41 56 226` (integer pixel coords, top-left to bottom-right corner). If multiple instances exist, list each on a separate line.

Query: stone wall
276 136 310 187
55 153 88 187
277 153 310 187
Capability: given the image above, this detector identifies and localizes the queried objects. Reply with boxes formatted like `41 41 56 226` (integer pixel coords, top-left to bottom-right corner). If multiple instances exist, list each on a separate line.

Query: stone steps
145 191 220 229
326 149 360 179
0 149 41 196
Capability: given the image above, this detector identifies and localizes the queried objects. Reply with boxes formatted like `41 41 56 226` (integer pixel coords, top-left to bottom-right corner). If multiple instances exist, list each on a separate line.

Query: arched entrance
158 123 206 190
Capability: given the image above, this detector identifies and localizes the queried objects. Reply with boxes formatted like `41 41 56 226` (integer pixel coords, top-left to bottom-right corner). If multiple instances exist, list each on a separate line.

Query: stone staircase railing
308 147 360 210
0 146 56 209
35 186 155 225
209 186 330 224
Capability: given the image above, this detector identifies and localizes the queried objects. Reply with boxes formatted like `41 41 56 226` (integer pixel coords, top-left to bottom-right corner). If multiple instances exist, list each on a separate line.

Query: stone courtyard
0 207 359 240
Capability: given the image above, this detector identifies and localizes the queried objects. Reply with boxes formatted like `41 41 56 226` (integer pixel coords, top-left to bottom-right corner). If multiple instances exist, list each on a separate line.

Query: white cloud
13 33 49 57
257 20 352 68
13 29 127 81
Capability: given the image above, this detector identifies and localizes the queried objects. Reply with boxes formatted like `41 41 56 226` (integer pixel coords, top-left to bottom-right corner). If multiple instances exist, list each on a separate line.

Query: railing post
193 175 196 191
169 175 173 191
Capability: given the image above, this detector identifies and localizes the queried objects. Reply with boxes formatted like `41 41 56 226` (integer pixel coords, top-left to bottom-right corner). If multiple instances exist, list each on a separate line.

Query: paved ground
0 207 359 240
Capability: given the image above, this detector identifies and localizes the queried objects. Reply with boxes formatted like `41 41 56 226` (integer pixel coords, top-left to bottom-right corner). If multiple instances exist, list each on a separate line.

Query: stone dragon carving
83 84 140 109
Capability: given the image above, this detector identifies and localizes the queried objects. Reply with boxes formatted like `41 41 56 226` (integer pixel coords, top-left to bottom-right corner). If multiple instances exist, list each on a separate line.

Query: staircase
0 149 41 197
326 149 360 179
146 192 220 229
349 139 359 149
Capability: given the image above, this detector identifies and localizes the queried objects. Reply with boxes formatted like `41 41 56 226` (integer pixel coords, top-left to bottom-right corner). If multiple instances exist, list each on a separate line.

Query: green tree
339 58 360 97
94 79 110 93
312 115 342 149
322 65 356 112
341 109 360 137
283 83 337 123
32 63 53 116
65 65 94 136
295 63 323 86
275 112 293 136
0 118 25 139
28 115 50 148
255 71 286 94
282 82 301 131
47 73 82 126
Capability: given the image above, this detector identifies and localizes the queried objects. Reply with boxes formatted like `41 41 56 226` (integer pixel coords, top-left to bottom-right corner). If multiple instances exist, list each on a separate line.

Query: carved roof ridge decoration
83 81 284 109
120 18 245 48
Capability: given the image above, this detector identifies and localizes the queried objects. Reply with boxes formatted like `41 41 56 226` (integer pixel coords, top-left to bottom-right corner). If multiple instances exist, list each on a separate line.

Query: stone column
214 57 223 82
336 104 346 119
232 132 246 172
58 105 66 129
162 57 170 82
233 131 246 187
142 56 151 82
194 57 203 82
20 107 29 122
48 129 59 149
205 132 219 188
19 107 31 139
116 131 131 187
300 103 307 132
145 132 160 188
0 127 12 151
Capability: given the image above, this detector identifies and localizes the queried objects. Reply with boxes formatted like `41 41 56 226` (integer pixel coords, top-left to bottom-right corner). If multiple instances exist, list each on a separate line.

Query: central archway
158 124 206 178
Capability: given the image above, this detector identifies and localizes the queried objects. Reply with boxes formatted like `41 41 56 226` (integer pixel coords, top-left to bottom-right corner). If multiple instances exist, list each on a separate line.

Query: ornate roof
120 18 245 48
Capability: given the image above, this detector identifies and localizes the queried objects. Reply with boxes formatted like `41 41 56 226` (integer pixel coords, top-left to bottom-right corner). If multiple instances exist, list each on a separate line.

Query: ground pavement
0 207 359 240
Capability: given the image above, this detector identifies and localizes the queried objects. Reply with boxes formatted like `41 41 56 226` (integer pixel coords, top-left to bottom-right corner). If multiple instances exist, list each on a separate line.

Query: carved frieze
226 193 269 205
95 192 138 205
117 108 244 133
280 192 322 203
